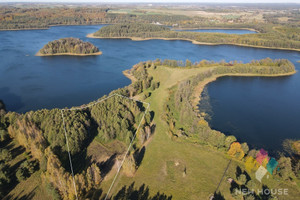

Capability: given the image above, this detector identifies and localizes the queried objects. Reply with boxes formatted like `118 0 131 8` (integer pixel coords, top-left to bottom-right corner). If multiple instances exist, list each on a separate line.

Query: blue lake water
174 28 256 34
0 25 299 151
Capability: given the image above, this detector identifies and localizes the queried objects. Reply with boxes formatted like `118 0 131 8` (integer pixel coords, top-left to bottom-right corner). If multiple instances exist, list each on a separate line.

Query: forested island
1 58 299 199
36 38 102 56
90 23 300 51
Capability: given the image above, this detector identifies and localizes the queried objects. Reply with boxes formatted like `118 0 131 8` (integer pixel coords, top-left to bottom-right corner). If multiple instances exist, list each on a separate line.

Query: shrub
237 174 247 185
0 149 12 163
16 168 26 182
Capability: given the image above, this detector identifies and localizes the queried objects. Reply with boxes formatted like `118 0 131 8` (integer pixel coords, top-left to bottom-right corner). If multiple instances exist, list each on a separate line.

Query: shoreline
171 27 258 33
35 51 102 56
0 23 112 31
87 33 300 52
0 25 256 32
122 63 296 117
123 69 137 83
192 70 297 113
0 27 49 31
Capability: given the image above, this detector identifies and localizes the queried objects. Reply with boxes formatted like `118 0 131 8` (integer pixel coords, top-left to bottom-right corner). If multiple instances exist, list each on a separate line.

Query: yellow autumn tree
245 156 259 173
228 142 245 160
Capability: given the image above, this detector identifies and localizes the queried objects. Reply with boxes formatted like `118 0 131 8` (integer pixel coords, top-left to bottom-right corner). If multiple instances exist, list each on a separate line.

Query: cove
199 74 300 153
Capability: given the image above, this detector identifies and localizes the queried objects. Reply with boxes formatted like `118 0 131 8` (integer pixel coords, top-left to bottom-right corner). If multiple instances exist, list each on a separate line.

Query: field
99 65 300 199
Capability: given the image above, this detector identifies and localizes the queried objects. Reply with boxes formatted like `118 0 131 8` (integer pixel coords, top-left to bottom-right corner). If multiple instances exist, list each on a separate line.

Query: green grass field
100 65 300 200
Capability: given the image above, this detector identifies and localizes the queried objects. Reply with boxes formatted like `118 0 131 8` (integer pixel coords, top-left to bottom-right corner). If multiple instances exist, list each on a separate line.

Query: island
36 38 102 56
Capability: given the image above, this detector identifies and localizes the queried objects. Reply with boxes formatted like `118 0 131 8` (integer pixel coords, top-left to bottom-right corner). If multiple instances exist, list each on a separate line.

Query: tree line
94 23 170 37
0 6 188 30
94 23 300 50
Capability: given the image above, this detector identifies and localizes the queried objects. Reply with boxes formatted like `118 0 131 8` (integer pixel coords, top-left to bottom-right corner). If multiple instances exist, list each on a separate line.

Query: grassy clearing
3 141 53 200
101 65 299 200
102 66 233 199
4 171 54 200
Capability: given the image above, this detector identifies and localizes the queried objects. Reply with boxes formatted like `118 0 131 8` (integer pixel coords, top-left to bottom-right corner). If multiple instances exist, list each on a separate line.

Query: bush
21 160 37 174
225 135 237 149
45 182 61 200
0 163 10 185
246 180 256 189
0 129 9 142
16 168 26 182
241 143 249 155
40 156 47 172
16 160 38 182
244 194 255 200
151 81 160 90
237 174 247 185
0 149 12 163
276 157 295 180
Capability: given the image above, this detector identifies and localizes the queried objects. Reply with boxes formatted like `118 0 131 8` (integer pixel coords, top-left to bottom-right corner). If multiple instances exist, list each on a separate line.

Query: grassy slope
101 66 233 199
4 171 54 200
3 141 54 200
101 66 300 200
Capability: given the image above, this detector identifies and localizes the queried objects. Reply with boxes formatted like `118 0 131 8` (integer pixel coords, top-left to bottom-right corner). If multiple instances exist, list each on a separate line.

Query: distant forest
1 5 300 50
94 23 170 37
1 5 299 31
94 23 300 50
0 6 190 30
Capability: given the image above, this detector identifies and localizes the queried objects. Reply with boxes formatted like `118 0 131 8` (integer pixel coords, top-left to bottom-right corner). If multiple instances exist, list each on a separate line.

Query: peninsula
36 38 102 56
89 23 300 52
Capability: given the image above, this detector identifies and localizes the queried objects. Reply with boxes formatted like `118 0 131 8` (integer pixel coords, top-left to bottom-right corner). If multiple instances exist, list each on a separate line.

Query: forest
1 4 299 31
0 6 189 30
93 23 300 50
38 38 100 56
0 92 153 199
94 23 170 37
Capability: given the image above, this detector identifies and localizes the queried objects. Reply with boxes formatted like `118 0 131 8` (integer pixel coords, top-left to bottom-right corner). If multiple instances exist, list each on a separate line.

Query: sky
1 0 299 3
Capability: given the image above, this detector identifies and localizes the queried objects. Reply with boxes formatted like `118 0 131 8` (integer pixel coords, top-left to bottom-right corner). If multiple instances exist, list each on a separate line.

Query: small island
36 38 102 56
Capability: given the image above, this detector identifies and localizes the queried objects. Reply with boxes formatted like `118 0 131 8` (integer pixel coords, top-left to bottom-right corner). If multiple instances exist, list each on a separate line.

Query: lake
0 25 299 151
199 75 300 153
174 28 256 34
